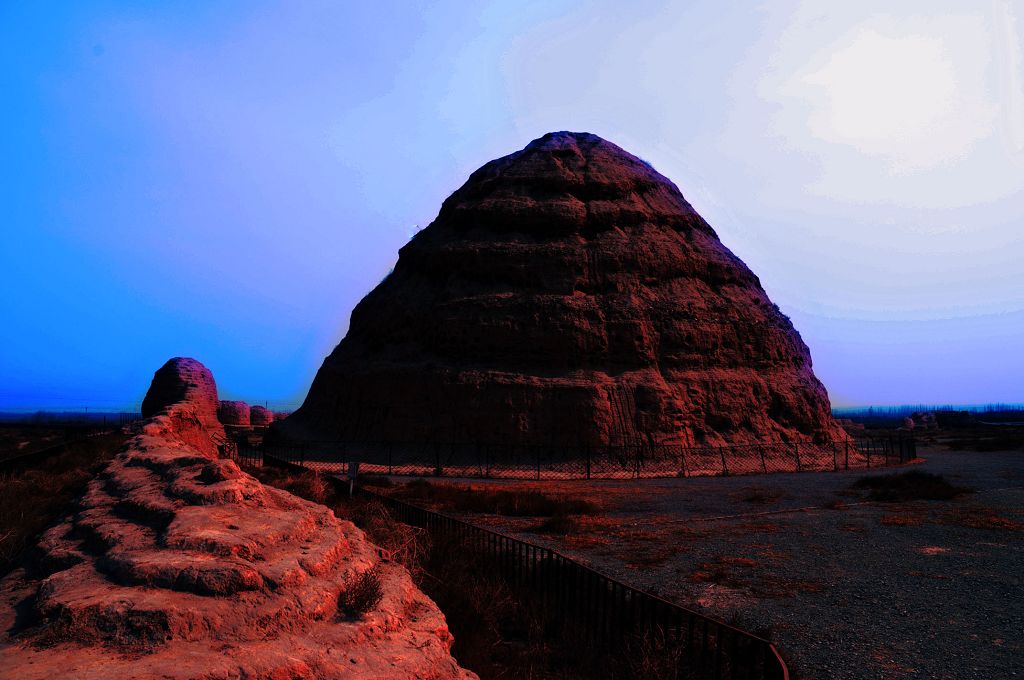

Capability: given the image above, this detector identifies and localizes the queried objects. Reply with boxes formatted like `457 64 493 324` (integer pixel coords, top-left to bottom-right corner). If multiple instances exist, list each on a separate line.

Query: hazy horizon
4 1 1022 411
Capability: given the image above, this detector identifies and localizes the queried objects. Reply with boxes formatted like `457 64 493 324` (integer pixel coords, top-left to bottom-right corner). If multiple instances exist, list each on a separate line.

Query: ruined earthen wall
0 359 474 680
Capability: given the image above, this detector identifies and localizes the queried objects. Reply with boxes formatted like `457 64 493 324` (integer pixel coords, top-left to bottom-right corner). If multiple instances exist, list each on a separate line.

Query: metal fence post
845 436 850 469
719 446 728 476
794 442 801 471
760 445 767 473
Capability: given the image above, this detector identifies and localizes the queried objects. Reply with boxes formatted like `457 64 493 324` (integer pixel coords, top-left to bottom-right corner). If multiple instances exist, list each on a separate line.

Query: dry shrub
533 513 579 535
397 479 597 517
623 625 690 680
350 499 430 576
0 433 125 576
337 566 383 620
852 471 971 502
287 470 329 505
252 466 335 509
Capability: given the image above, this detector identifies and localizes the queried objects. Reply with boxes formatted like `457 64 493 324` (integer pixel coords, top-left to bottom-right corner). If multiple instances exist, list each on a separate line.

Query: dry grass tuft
0 432 126 576
397 479 599 517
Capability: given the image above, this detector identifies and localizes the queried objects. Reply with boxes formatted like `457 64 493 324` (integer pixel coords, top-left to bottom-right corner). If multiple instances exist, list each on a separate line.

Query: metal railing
256 434 915 480
354 484 789 680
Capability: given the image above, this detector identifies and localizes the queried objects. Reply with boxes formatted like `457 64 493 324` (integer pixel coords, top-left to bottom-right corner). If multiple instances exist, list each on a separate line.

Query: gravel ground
386 446 1024 679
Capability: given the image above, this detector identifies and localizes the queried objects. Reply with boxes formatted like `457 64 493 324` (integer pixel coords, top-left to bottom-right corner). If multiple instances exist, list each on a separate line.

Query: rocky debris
0 358 476 680
279 131 846 448
250 405 274 427
218 400 251 427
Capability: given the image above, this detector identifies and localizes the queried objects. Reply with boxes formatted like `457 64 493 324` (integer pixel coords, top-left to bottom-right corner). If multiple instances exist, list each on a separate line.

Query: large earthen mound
281 132 844 447
0 358 475 680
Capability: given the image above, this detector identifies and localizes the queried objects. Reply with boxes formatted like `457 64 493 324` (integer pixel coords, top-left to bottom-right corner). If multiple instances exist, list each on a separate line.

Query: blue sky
2 1 1022 410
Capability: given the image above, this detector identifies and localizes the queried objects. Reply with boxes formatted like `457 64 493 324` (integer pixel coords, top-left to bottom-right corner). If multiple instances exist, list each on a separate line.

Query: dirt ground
375 441 1024 679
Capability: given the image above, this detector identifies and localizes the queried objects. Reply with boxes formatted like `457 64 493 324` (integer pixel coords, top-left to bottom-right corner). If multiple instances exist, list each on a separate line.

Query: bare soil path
383 448 1024 679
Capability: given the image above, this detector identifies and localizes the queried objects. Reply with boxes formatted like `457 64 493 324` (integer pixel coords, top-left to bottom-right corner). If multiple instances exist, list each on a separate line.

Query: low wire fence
352 484 789 679
255 434 915 480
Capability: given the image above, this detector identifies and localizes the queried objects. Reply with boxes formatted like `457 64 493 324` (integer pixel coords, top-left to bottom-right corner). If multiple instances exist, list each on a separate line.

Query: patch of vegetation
0 432 126 576
337 566 383 619
533 513 580 535
250 464 330 504
397 479 598 517
851 471 971 502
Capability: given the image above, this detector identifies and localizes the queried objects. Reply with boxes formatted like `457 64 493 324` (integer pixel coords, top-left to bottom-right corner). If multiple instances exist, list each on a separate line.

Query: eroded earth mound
281 131 844 447
0 358 475 680
250 405 275 427
218 399 251 427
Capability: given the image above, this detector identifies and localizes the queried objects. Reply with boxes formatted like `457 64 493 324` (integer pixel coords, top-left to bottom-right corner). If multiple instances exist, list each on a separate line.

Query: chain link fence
254 434 915 480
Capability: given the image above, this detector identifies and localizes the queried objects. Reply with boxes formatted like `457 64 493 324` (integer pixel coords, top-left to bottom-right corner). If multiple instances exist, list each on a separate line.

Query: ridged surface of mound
283 131 844 447
0 358 475 680
141 358 223 450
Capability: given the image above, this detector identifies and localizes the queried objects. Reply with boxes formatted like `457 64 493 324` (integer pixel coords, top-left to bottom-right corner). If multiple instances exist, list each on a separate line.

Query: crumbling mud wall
0 358 476 680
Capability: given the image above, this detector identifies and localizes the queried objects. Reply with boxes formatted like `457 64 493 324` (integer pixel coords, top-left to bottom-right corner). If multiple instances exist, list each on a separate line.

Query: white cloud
791 25 996 172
